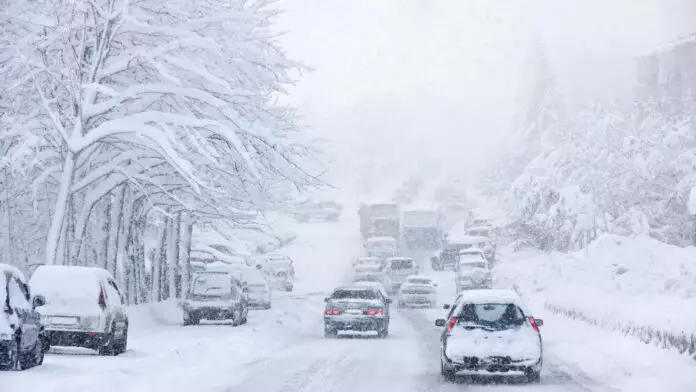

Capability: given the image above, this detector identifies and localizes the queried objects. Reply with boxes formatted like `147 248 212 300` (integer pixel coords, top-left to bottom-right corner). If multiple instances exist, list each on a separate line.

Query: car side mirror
324 297 330 303
535 318 544 327
442 304 450 310
435 319 446 327
32 295 46 309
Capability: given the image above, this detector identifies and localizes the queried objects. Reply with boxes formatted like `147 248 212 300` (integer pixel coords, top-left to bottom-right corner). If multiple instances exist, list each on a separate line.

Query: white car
245 278 272 309
397 275 437 308
353 257 383 273
382 257 419 294
455 250 492 292
29 266 128 355
363 236 398 259
436 289 544 383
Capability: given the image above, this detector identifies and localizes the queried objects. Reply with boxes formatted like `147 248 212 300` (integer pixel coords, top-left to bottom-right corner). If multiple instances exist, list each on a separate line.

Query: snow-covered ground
5 217 695 391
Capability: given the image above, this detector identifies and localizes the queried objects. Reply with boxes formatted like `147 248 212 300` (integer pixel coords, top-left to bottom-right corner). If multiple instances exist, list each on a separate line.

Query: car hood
445 326 541 360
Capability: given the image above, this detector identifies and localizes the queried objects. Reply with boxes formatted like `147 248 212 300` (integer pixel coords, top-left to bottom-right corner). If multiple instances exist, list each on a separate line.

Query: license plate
52 316 77 325
346 309 362 315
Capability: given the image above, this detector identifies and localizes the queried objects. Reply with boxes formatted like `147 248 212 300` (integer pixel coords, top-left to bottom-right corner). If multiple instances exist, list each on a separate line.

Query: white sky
276 0 696 194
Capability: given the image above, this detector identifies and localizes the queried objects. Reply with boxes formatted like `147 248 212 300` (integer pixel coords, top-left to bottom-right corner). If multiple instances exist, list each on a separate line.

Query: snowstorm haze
277 0 696 194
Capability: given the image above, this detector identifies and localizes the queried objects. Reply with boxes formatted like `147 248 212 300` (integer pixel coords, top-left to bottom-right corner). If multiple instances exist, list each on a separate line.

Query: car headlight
80 316 99 329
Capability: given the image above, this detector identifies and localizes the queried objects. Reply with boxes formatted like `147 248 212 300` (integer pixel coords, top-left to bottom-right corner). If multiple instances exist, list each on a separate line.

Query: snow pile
496 235 696 358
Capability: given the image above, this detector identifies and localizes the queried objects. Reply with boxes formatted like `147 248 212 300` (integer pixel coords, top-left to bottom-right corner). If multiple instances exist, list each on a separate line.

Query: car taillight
98 285 106 310
324 308 342 315
528 317 540 333
364 308 384 316
447 317 457 332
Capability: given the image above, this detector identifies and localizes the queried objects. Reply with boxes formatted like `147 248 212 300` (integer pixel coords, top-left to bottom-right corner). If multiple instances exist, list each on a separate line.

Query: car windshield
456 303 526 330
459 262 487 269
190 273 231 298
332 289 379 300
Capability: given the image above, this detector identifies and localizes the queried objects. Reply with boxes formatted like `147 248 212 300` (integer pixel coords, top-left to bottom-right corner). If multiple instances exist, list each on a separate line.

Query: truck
359 201 400 239
401 203 442 249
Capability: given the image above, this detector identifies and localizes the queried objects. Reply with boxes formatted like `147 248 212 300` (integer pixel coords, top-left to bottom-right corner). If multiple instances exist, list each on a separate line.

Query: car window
456 303 526 329
389 260 413 270
8 277 30 311
332 289 379 300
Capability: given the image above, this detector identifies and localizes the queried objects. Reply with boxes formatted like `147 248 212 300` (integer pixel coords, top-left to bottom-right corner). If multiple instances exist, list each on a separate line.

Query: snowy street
6 215 681 392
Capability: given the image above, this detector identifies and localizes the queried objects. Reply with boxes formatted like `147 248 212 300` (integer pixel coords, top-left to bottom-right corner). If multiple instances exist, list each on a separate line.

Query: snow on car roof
459 249 484 255
455 289 524 305
386 257 413 261
0 263 26 282
366 236 398 243
447 235 489 244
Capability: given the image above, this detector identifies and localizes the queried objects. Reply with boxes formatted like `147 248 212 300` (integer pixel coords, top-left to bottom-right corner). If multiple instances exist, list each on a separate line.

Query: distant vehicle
323 287 391 338
363 236 398 259
352 256 383 273
352 271 385 286
290 199 343 222
431 235 489 270
258 254 295 292
29 265 128 356
454 251 492 292
1 264 44 370
397 275 437 308
359 202 400 239
470 217 492 228
182 270 248 326
382 257 419 294
401 204 442 249
436 289 544 383
463 229 496 261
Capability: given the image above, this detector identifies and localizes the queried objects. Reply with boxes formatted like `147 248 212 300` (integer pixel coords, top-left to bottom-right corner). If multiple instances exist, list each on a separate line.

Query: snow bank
496 234 696 359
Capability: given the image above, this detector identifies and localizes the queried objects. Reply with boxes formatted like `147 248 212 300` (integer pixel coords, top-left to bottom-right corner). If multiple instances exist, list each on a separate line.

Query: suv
436 289 543 383
383 257 418 294
29 265 129 356
324 287 391 338
183 270 248 326
1 264 44 370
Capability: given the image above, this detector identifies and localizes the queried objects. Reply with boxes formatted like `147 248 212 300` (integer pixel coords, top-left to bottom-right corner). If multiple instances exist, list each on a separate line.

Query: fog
277 0 696 196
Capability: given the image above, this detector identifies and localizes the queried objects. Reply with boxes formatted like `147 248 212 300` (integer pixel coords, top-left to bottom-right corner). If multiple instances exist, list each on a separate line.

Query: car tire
183 312 200 326
0 338 19 371
441 358 455 382
526 367 541 383
377 326 389 339
29 337 45 367
98 324 118 356
264 302 272 310
115 323 128 355
324 326 338 339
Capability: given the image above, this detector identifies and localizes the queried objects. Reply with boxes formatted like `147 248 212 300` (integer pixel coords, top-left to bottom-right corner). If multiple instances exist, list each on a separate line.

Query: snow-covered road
3 217 685 392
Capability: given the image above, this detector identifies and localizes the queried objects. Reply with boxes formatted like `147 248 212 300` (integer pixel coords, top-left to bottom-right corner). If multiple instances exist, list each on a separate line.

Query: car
436 289 544 383
259 254 295 291
29 265 128 356
245 278 272 309
397 275 437 308
382 257 419 294
454 251 492 292
352 256 383 273
323 286 391 338
363 236 398 259
1 263 44 370
431 235 490 270
183 269 248 326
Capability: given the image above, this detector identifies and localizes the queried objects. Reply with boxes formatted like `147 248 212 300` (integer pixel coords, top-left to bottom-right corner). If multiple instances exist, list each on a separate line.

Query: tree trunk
46 152 76 265
152 224 166 302
179 211 193 301
108 185 127 278
166 215 179 300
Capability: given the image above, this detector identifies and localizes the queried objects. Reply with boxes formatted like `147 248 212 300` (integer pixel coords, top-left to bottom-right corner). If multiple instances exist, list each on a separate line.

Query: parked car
363 236 399 259
183 270 248 326
1 263 44 370
323 286 391 338
29 265 128 356
397 275 438 308
383 257 419 294
454 250 492 292
245 277 272 309
436 289 544 383
259 254 295 292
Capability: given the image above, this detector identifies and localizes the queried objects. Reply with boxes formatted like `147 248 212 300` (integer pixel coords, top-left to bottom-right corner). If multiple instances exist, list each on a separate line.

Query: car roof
454 289 526 307
31 265 112 281
335 286 380 293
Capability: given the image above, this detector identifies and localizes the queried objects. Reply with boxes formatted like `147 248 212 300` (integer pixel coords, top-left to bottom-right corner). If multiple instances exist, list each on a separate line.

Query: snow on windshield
191 273 231 297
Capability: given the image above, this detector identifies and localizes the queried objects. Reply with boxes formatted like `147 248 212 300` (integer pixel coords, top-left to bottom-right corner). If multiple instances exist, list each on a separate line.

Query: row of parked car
0 251 297 370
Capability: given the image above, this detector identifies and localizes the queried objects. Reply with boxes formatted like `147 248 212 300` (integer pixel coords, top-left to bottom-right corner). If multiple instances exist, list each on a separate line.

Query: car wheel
441 358 455 382
526 367 541 383
241 307 249 325
0 338 19 371
377 326 389 339
324 326 338 339
183 312 199 326
115 323 128 355
31 337 45 367
264 302 272 310
98 325 117 356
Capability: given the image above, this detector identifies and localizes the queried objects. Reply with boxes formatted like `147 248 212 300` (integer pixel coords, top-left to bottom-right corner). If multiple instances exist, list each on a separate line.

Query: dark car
323 287 392 338
1 264 45 370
